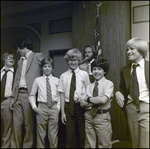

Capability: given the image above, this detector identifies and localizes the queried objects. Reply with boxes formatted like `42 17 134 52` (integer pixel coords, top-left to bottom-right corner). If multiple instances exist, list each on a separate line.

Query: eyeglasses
5 56 14 60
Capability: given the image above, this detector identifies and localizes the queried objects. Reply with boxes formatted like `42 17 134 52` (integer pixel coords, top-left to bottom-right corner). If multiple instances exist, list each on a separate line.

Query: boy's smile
92 67 105 81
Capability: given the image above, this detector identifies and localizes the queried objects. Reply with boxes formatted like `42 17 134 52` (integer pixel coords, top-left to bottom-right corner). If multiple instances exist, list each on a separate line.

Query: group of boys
1 37 149 148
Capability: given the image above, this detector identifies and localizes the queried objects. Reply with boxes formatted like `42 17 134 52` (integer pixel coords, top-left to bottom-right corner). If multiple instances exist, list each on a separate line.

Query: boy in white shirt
29 57 60 148
80 58 114 148
58 48 90 148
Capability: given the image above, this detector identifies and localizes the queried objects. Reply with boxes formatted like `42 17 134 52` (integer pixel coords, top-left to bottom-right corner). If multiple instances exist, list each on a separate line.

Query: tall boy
10 37 44 148
115 37 149 148
80 58 114 148
58 48 90 148
1 52 16 148
29 57 60 148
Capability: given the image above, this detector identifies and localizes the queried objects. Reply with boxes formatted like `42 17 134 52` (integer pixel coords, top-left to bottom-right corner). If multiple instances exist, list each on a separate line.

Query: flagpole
94 2 102 58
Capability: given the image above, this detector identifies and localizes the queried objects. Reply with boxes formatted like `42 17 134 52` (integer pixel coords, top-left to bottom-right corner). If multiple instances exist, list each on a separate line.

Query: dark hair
83 45 97 59
40 57 54 68
91 58 109 76
2 51 14 64
14 37 33 50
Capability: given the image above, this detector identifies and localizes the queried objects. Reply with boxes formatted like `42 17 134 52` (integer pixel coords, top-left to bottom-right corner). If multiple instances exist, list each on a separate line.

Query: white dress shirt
58 67 90 102
128 58 149 103
1 67 14 97
19 51 32 88
29 74 60 110
86 77 114 110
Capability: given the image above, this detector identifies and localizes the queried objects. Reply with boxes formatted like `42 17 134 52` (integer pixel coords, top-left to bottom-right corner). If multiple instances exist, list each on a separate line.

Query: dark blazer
12 52 44 103
119 60 149 117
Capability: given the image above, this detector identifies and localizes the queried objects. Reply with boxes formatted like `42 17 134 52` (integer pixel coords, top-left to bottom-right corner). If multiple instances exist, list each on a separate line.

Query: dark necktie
46 77 53 108
130 64 140 112
91 81 99 117
69 70 76 116
1 69 10 100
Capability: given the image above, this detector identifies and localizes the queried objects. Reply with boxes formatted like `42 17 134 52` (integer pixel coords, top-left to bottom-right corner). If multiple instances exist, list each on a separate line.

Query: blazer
119 60 149 117
12 52 44 103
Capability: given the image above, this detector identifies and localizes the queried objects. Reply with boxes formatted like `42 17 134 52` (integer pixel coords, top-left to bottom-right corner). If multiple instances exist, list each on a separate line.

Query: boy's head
64 48 82 70
126 37 148 61
40 57 54 76
14 37 33 56
2 52 15 68
91 58 109 81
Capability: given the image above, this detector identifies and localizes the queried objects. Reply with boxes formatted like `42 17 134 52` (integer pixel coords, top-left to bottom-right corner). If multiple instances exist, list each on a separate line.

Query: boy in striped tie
29 57 60 148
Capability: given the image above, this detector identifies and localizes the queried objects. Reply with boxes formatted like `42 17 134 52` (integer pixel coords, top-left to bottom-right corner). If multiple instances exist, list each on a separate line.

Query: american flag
92 14 102 58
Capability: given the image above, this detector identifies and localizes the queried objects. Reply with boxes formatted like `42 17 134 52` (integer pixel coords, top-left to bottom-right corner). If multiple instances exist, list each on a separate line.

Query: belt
19 87 27 90
97 109 109 114
86 108 109 114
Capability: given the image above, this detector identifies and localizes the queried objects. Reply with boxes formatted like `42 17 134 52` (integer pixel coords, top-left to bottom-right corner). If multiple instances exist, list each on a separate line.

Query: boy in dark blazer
10 37 44 148
115 37 149 148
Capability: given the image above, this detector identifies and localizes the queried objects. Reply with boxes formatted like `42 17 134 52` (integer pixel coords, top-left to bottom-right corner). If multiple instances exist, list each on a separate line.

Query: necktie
69 70 76 116
130 64 140 112
46 77 53 108
91 81 99 117
1 69 10 100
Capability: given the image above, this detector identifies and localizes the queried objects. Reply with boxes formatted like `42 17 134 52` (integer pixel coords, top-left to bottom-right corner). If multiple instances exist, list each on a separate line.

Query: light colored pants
1 98 13 148
126 101 149 148
84 110 112 148
36 102 59 148
11 90 33 148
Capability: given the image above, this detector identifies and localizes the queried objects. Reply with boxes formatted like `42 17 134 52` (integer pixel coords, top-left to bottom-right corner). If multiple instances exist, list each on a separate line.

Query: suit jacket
12 52 44 102
119 60 149 117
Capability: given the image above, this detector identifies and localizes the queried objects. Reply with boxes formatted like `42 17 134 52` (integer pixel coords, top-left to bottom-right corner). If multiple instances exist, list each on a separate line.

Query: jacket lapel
26 52 34 74
145 60 149 89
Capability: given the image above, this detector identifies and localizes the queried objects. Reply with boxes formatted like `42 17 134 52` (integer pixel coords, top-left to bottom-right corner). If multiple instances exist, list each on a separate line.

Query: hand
34 107 42 115
9 97 14 110
61 112 66 125
115 91 125 108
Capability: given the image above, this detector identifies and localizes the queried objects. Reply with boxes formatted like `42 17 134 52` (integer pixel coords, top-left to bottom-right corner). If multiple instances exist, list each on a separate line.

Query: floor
112 139 132 148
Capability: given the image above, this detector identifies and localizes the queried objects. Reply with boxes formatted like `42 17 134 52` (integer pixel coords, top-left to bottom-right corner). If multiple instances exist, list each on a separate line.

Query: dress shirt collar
43 74 53 80
1 66 14 73
68 67 80 73
94 76 105 85
21 50 32 60
131 58 144 69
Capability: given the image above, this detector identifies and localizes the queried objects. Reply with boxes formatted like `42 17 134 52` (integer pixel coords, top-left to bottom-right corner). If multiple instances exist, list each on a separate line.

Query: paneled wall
72 1 131 140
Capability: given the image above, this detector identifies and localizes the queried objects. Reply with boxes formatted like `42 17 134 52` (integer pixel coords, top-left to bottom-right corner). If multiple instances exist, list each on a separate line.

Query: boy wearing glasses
1 52 16 148
58 48 90 148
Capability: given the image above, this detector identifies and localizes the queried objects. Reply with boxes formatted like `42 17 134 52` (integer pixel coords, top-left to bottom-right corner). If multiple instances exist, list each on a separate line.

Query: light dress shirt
58 67 90 102
19 51 32 88
1 67 14 97
128 58 149 104
86 77 114 110
29 74 60 110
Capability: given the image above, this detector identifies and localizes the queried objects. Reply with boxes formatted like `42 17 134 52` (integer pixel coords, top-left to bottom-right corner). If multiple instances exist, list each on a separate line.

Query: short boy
80 58 114 148
29 57 60 148
58 48 90 148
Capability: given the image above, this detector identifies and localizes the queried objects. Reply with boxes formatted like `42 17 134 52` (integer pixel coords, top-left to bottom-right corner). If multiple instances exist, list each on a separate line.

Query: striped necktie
46 77 53 108
91 81 99 117
69 70 76 116
130 64 140 112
